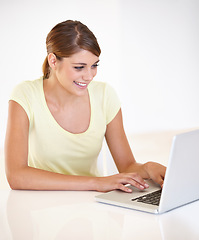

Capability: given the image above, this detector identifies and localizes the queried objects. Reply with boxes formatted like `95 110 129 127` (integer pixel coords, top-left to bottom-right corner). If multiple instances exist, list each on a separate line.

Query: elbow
8 181 21 190
8 184 19 190
6 171 26 190
6 176 20 190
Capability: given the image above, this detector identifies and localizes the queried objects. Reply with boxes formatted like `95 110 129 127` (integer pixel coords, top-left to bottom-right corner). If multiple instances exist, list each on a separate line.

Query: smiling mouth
74 81 87 87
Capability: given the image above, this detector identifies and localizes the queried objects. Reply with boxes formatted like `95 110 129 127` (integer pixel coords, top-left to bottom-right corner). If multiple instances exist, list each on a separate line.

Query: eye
74 66 84 70
91 63 99 69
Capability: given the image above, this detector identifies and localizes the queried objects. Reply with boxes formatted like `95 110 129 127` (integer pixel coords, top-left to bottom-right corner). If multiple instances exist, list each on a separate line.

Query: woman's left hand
143 162 166 188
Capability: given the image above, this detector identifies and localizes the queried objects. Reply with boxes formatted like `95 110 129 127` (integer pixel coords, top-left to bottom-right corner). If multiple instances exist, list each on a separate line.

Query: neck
43 76 87 109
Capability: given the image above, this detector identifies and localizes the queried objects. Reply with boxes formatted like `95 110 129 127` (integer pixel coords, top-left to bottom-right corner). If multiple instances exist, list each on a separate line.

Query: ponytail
42 56 50 79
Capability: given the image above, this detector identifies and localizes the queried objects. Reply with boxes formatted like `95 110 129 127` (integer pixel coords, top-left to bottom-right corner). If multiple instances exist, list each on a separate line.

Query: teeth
75 81 86 87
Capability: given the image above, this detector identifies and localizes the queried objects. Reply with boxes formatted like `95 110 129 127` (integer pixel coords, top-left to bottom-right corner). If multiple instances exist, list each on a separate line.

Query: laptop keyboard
131 189 162 206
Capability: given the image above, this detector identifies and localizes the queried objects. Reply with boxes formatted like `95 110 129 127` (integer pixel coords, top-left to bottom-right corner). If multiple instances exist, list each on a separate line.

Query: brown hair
42 20 101 79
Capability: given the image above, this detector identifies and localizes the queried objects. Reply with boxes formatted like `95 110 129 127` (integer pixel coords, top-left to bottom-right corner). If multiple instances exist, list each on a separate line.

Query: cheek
61 68 79 80
93 69 97 78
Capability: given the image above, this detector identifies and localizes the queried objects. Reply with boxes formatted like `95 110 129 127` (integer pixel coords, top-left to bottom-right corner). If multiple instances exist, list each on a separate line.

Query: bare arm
105 109 166 187
5 101 148 192
4 101 98 190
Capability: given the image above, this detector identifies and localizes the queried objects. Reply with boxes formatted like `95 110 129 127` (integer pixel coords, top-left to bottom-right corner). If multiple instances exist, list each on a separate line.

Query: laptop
95 129 199 214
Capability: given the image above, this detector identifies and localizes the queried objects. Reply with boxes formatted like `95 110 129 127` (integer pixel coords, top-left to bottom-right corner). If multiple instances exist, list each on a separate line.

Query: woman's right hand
95 173 149 193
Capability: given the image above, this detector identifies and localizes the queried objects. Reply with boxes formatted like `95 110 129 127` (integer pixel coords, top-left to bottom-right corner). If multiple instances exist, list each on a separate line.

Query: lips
74 81 87 88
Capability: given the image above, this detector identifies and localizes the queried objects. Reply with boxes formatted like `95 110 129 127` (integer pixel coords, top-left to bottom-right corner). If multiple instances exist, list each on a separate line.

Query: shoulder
89 80 120 102
88 80 116 96
88 80 106 91
9 77 43 120
11 77 42 94
10 77 42 102
89 81 121 124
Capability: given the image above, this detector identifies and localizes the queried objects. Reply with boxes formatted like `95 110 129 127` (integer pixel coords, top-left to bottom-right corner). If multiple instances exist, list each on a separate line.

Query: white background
0 0 199 149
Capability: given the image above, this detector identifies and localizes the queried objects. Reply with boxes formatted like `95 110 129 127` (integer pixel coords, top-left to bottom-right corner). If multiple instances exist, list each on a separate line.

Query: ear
48 53 57 69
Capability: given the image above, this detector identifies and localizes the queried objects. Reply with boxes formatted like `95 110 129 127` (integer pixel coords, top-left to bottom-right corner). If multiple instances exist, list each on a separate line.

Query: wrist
142 162 152 179
90 176 102 192
125 162 149 178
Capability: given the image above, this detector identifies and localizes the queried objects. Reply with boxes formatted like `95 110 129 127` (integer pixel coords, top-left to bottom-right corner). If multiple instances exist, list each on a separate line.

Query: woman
5 20 166 192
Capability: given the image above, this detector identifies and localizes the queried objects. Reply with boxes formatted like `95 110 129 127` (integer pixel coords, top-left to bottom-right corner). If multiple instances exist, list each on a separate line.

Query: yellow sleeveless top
10 77 121 176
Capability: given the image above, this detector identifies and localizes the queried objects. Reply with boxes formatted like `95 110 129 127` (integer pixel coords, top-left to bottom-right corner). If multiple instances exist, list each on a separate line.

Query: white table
1 189 199 240
1 129 199 239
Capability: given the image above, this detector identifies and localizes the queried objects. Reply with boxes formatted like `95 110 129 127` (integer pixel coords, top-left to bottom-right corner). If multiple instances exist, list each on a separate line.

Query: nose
83 69 94 81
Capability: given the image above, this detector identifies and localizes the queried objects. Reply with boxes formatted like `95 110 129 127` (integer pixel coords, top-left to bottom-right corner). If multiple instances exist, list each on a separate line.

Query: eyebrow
72 60 100 65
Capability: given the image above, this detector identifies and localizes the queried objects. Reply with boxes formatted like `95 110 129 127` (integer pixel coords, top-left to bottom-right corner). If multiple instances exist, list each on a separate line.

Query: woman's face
52 50 99 96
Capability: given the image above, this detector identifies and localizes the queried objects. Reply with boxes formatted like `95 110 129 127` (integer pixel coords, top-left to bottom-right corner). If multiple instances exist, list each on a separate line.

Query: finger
117 184 132 193
126 178 148 190
118 175 148 190
127 173 149 189
153 174 164 187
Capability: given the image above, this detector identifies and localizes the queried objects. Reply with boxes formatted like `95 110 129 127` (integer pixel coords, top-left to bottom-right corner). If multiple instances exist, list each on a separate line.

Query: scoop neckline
39 77 93 136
